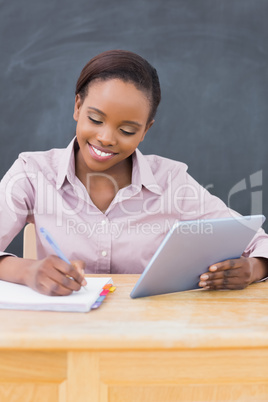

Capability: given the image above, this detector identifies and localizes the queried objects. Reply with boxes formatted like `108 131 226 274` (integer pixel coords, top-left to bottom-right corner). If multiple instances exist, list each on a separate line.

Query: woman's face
73 78 153 176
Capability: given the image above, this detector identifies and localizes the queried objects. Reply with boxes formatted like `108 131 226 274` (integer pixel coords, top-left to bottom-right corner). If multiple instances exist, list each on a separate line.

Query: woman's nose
96 129 116 146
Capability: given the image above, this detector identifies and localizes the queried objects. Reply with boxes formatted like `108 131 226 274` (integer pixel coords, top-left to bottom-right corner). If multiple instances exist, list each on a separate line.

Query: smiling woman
0 49 268 296
73 50 159 212
74 78 153 208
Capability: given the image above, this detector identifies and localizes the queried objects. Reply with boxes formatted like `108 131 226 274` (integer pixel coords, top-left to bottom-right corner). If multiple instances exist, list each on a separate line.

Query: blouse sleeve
0 156 35 258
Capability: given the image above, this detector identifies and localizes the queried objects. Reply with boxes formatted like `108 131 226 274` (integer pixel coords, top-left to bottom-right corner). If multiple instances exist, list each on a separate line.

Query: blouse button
101 250 107 257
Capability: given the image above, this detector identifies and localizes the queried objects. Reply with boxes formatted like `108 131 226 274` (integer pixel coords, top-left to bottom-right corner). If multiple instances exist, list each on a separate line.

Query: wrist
0 255 35 286
250 257 268 283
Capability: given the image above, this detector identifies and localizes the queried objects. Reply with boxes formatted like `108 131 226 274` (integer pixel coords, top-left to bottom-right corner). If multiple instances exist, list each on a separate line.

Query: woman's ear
73 94 82 121
141 120 155 142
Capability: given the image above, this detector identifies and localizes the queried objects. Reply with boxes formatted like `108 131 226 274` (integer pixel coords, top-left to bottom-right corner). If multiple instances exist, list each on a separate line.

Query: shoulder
18 147 65 171
142 153 189 178
1 147 67 188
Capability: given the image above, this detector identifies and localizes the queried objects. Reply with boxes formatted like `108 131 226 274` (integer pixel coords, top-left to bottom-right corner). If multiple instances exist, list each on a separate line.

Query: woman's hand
25 255 86 296
199 256 268 290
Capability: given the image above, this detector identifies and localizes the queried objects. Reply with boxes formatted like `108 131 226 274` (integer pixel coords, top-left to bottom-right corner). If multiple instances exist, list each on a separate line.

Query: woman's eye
121 129 136 135
88 116 102 125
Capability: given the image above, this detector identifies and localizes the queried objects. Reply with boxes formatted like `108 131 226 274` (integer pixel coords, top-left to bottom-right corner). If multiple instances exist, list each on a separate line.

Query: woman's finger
71 260 86 277
48 256 86 286
46 264 82 292
209 258 243 273
200 268 240 283
34 274 74 296
200 273 246 289
31 256 85 295
199 259 243 283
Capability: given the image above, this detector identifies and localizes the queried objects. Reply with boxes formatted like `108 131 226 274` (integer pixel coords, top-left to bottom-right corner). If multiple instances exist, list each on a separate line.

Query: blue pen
40 227 86 290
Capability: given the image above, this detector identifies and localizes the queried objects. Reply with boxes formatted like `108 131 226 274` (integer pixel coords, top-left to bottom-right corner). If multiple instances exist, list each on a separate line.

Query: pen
40 227 86 290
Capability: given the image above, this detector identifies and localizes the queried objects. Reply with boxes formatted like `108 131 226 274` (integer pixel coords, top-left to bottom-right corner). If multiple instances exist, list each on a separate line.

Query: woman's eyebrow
87 107 105 116
122 120 142 127
87 107 142 127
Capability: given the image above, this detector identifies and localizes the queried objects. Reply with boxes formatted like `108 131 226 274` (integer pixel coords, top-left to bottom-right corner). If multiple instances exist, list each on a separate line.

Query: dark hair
75 49 161 123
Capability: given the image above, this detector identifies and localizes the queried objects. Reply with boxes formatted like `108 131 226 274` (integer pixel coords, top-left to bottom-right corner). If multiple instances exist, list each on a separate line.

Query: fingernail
200 274 209 280
210 265 217 272
82 278 87 286
199 281 207 287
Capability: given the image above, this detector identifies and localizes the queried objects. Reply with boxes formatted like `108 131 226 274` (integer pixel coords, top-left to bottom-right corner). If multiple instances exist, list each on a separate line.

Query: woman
0 49 268 295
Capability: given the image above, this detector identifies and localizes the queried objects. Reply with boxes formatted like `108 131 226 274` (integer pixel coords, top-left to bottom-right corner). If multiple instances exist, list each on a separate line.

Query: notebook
130 214 265 298
0 277 112 312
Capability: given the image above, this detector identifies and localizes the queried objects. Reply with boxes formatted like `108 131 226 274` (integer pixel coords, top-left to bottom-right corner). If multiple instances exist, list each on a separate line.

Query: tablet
130 214 266 298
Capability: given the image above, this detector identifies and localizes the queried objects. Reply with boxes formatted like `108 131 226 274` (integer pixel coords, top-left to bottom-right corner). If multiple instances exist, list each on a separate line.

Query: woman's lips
88 143 117 161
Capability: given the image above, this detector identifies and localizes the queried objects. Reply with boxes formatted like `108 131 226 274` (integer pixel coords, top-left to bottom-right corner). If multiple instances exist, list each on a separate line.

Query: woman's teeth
92 145 113 157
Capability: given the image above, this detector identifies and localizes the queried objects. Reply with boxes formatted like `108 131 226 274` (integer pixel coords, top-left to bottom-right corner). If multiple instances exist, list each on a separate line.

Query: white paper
0 278 112 312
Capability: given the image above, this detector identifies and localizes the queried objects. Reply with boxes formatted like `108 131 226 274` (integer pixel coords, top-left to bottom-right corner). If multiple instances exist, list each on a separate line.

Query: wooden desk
0 275 268 402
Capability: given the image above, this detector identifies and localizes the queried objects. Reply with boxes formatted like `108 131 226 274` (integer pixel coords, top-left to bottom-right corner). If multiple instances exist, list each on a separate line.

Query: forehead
84 79 151 120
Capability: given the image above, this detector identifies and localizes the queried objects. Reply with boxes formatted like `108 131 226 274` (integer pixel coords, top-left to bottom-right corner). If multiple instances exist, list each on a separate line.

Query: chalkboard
1 0 268 256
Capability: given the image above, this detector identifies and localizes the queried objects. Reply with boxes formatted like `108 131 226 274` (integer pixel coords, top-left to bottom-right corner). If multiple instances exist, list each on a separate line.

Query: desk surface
0 274 268 351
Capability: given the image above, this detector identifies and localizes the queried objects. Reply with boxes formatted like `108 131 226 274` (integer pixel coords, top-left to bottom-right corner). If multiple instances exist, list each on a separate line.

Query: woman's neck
75 149 133 201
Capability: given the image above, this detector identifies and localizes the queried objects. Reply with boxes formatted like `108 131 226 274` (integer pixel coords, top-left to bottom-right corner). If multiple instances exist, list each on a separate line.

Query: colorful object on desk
103 284 113 289
91 284 116 310
96 295 106 302
103 284 113 290
91 301 102 309
100 289 110 296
